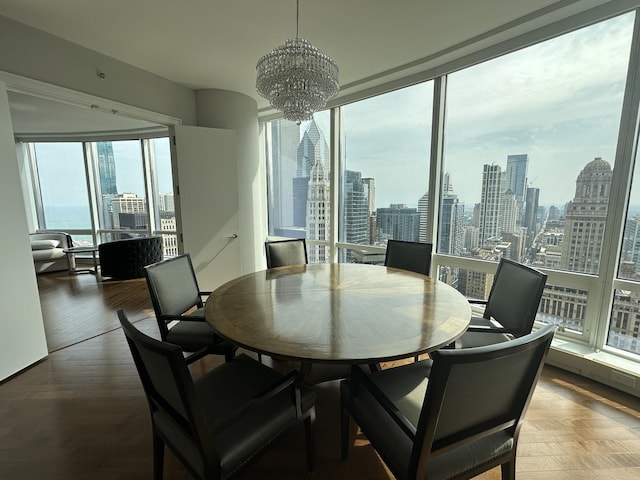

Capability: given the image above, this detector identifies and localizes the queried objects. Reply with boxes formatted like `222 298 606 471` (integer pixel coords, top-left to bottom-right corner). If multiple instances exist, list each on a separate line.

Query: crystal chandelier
256 0 339 124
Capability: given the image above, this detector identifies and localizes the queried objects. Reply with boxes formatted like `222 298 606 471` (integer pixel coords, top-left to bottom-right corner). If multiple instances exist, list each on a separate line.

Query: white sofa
30 232 73 274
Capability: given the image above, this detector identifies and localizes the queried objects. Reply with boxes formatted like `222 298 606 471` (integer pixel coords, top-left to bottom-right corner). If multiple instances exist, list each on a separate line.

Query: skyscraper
362 177 377 244
437 173 464 256
306 157 330 263
293 119 330 228
560 157 612 274
479 164 504 246
506 153 528 225
342 170 369 253
269 121 300 234
97 141 117 195
376 204 420 243
524 187 540 247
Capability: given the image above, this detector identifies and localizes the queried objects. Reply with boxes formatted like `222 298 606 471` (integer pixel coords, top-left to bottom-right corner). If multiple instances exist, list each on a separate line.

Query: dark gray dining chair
118 309 316 480
144 254 235 363
456 258 547 348
265 238 308 268
384 239 433 361
341 324 556 480
384 240 433 276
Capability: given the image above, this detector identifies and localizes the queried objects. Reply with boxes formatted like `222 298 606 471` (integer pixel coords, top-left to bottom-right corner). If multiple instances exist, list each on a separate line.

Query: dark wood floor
1 270 640 479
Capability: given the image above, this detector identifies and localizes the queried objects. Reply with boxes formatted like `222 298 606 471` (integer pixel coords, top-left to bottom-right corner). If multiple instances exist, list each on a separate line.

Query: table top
206 263 471 364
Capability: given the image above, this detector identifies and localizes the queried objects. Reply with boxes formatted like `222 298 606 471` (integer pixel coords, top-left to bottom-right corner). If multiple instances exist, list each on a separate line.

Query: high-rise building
306 157 330 263
620 216 640 274
293 119 330 228
500 189 518 234
506 154 529 224
437 173 464 256
342 171 369 258
362 177 377 244
269 121 299 233
111 193 146 230
479 164 504 246
97 141 117 195
524 187 540 247
418 191 429 243
560 157 612 274
376 204 420 243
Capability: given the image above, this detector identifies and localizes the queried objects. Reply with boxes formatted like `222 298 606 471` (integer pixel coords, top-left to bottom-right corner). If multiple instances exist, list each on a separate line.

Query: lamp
256 0 339 124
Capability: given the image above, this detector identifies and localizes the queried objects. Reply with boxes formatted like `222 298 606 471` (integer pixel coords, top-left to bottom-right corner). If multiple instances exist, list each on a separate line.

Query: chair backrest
412 324 555 479
118 309 219 477
484 258 548 337
144 254 202 333
265 238 308 268
384 240 433 276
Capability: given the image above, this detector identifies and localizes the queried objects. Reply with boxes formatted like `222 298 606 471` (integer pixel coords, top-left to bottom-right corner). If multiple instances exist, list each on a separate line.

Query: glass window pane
146 137 178 257
266 111 331 263
340 83 433 263
92 140 147 241
33 142 91 230
441 13 633 274
608 289 640 355
440 14 634 339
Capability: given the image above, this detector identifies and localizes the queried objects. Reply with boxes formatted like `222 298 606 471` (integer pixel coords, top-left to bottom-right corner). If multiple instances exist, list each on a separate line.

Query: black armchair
340 324 556 480
265 238 308 268
384 239 433 276
118 310 316 479
144 254 235 363
456 258 548 348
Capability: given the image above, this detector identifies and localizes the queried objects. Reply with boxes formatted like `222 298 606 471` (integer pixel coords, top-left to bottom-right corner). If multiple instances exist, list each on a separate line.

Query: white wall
0 82 48 380
0 14 198 126
195 89 265 275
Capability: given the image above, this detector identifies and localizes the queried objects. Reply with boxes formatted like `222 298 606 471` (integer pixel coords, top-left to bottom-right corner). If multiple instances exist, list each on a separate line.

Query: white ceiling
0 0 610 135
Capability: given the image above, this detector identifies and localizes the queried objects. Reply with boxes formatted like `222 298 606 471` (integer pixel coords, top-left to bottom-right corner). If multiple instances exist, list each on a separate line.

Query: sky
35 138 172 207
308 11 636 210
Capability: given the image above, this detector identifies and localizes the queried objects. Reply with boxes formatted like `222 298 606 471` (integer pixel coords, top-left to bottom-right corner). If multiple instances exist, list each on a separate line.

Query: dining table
205 263 471 376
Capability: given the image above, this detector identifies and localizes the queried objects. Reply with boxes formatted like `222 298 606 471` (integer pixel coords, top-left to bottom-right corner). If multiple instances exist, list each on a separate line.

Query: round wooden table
205 263 471 366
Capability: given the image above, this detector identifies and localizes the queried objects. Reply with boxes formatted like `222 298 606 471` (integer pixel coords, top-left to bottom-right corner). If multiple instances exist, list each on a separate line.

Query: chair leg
501 459 516 480
224 345 236 362
152 431 165 480
305 408 316 473
340 402 350 460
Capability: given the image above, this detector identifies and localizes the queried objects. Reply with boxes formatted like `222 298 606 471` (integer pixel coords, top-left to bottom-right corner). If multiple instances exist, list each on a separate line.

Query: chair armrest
350 366 416 439
159 314 203 323
466 298 488 305
211 371 300 431
466 325 510 334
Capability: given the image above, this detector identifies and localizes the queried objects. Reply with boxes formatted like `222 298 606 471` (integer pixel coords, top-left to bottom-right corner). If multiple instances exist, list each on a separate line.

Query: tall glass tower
97 142 117 195
506 154 529 225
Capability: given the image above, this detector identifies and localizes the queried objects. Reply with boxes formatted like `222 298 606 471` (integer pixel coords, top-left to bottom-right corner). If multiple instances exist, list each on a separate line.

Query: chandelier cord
296 0 300 39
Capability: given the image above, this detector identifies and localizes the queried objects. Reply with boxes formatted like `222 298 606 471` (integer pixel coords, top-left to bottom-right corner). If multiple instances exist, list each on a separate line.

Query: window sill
548 337 640 398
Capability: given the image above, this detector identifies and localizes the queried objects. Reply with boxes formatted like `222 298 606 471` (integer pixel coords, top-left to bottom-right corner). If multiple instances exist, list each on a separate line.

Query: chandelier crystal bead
255 4 339 124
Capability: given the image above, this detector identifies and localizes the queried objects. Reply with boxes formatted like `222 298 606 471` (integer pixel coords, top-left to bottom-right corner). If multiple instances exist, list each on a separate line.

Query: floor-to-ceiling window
440 12 634 348
25 135 177 257
338 82 433 263
263 5 640 367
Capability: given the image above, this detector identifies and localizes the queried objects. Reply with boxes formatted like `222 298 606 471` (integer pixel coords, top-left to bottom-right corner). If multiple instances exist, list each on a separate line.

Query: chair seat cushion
457 316 511 348
165 320 218 349
195 355 315 478
343 361 515 480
